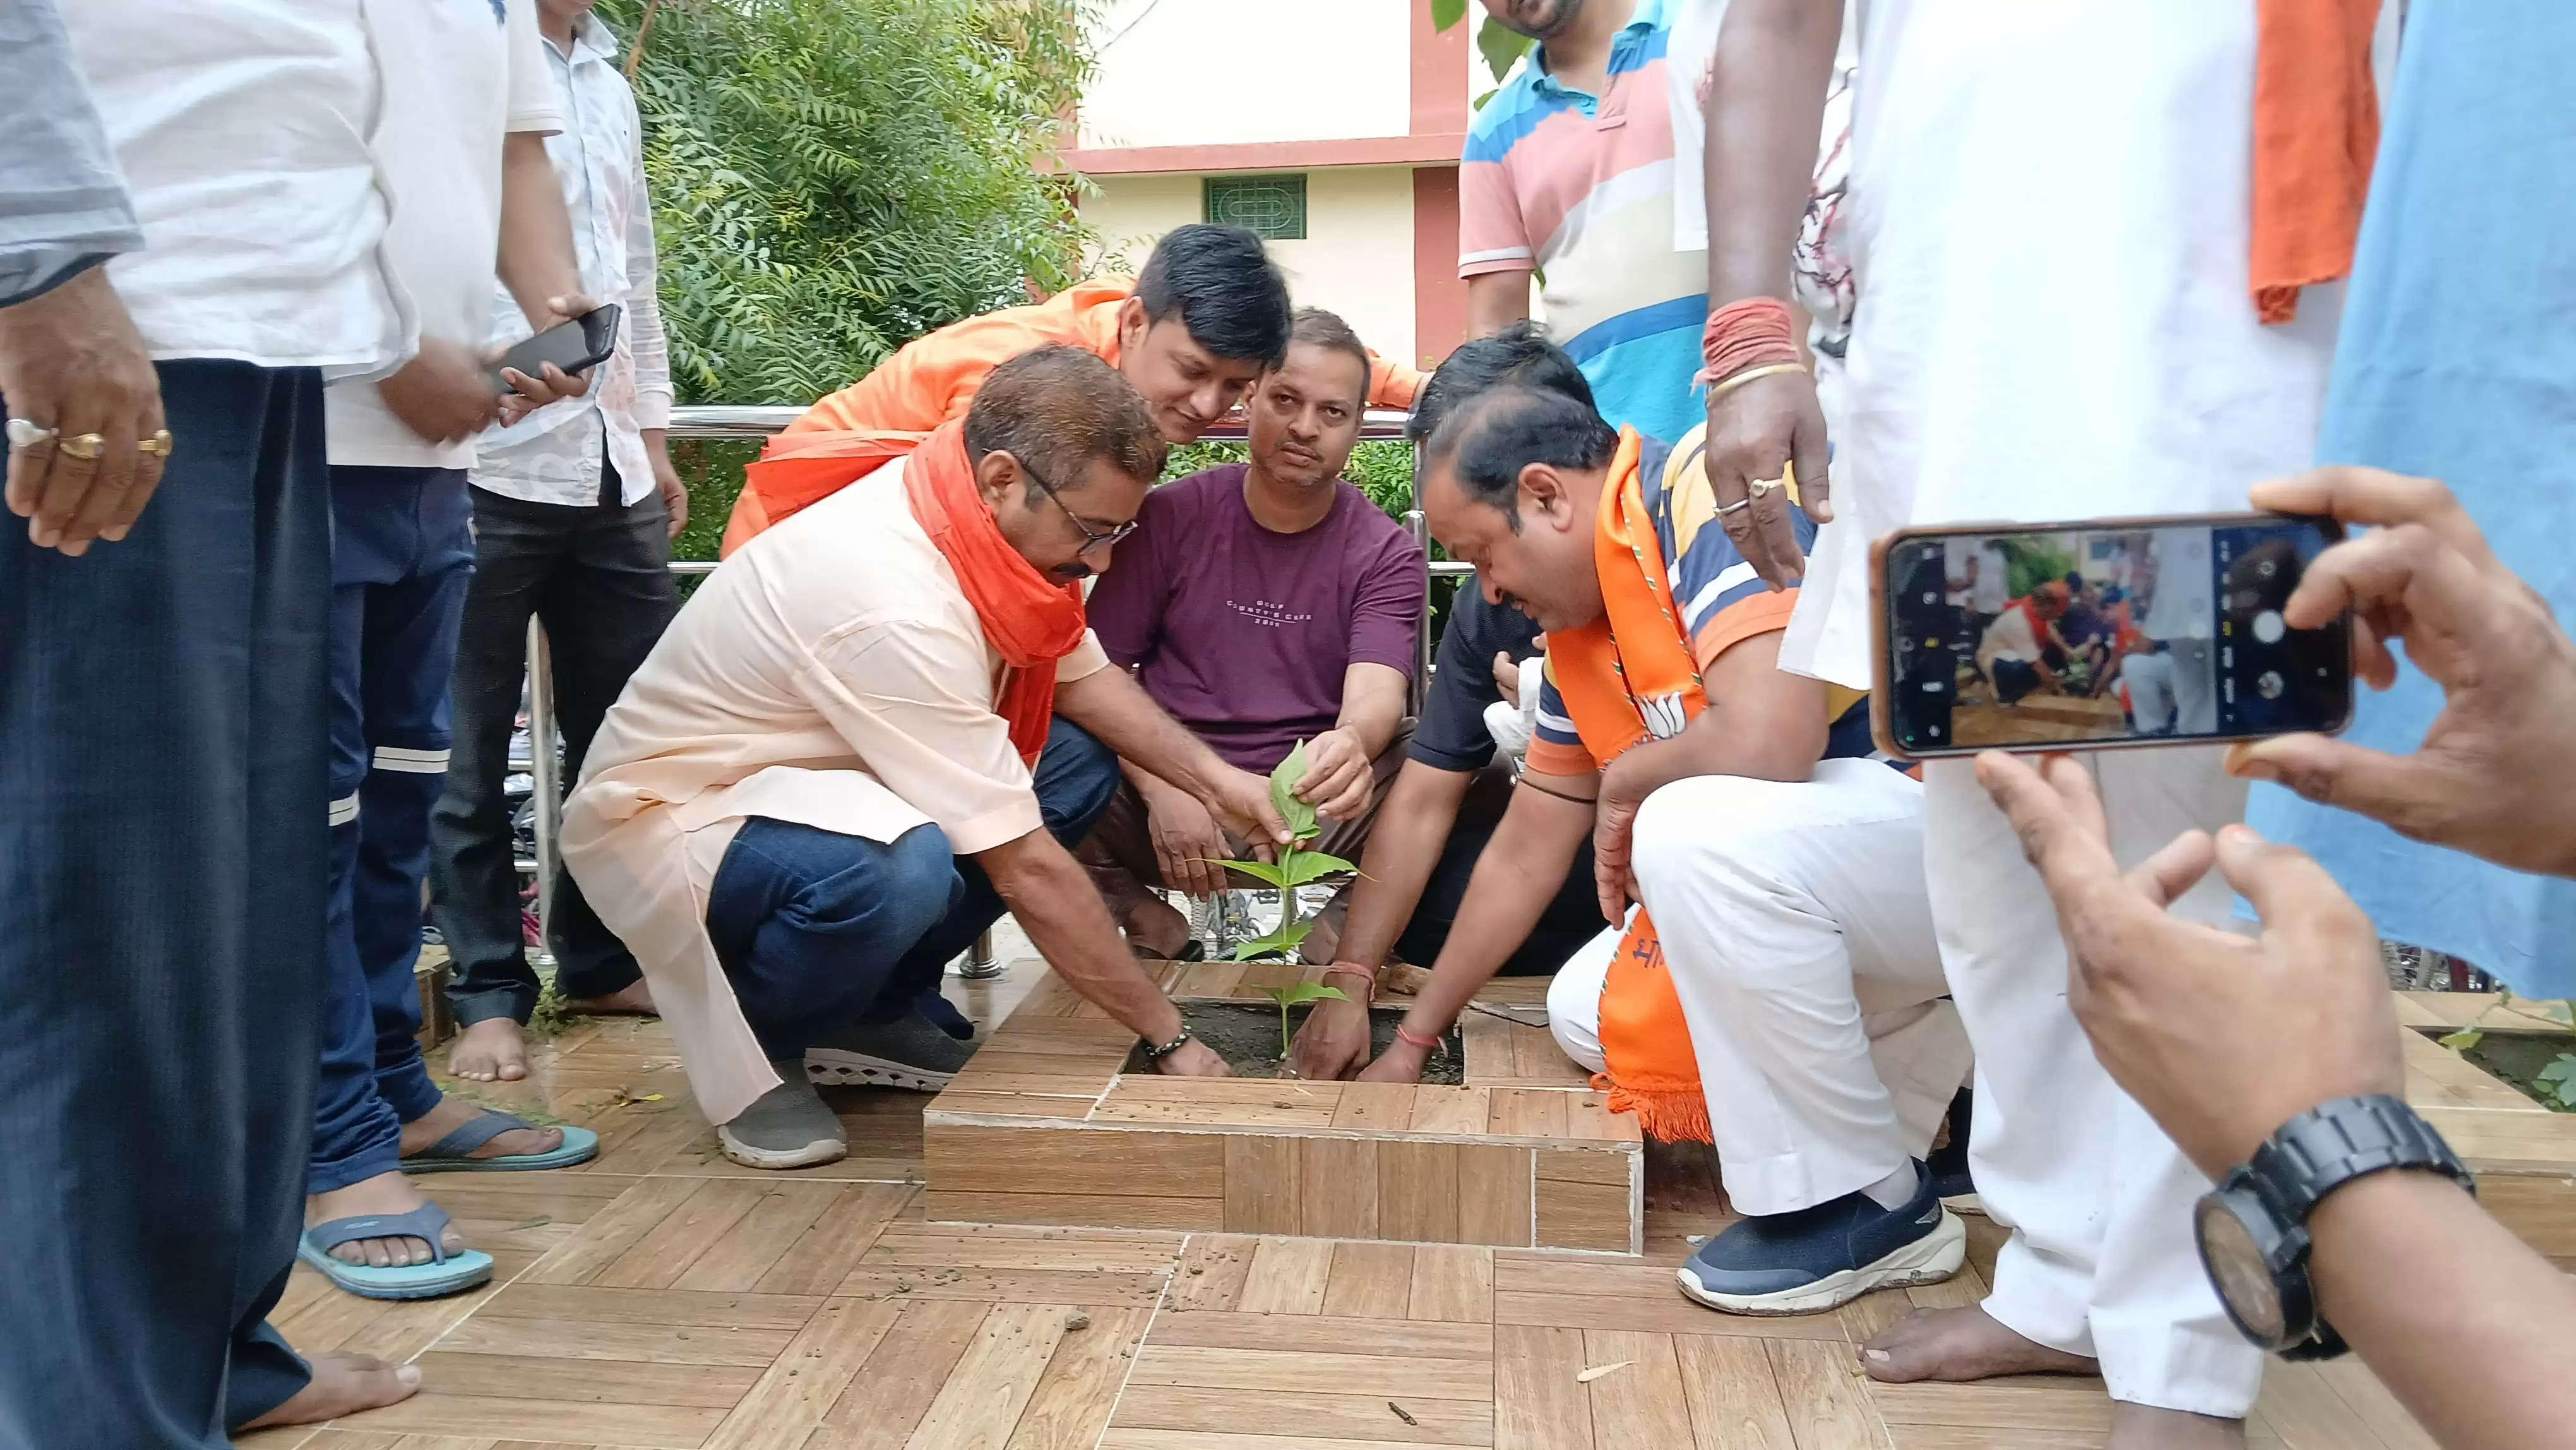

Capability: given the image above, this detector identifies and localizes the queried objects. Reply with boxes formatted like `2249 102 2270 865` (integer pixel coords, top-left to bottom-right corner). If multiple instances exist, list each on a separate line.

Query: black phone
487 304 621 394
1869 513 2354 760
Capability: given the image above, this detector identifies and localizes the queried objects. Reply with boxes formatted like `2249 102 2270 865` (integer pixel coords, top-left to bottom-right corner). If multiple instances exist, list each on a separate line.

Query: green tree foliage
598 0 1101 557
2000 536 2081 598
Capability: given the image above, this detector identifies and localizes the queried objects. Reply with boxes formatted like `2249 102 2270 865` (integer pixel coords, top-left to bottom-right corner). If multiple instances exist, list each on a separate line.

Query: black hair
1133 224 1292 368
2064 571 2085 590
1406 320 1596 442
1420 384 1619 530
1280 307 1373 408
964 344 1168 495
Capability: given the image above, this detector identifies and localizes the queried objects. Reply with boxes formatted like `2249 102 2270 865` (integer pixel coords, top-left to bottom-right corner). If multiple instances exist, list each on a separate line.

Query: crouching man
1368 376 1972 1315
564 347 1275 1169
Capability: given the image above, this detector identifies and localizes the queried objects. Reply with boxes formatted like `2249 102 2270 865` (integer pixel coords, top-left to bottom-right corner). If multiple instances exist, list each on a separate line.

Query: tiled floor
237 964 2452 1449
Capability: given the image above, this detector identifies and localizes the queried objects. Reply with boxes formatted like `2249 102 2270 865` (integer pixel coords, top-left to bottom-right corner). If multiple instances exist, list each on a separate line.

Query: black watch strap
2248 1093 2476 1226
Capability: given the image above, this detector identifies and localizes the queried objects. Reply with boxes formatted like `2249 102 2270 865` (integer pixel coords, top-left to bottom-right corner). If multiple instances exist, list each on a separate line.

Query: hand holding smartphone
1870 512 2353 760
486 303 621 397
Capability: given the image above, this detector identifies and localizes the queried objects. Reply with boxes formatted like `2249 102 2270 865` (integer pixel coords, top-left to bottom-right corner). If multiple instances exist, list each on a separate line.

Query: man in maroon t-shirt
1081 308 1428 958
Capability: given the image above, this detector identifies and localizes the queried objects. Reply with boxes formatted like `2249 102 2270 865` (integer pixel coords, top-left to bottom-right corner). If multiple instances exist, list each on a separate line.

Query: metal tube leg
527 617 561 966
955 928 1003 979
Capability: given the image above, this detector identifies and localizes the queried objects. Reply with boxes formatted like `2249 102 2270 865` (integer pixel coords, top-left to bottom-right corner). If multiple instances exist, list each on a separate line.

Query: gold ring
137 429 174 458
57 432 106 462
1748 476 1785 499
4 417 55 453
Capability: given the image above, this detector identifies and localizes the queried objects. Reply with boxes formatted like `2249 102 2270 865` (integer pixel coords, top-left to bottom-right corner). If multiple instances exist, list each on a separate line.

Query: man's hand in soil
1977 750 2402 1177
1357 1032 1433 1084
1153 1036 1232 1077
2230 466 2576 878
1139 775 1230 900
1291 973 1374 1080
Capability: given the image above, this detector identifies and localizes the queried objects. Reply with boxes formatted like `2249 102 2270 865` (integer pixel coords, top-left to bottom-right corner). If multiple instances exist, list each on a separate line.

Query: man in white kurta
563 347 1269 1169
1702 1 2367 1441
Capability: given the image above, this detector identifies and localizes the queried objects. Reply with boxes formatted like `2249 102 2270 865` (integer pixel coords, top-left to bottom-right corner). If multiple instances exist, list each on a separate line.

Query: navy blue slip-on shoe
1676 1161 1965 1317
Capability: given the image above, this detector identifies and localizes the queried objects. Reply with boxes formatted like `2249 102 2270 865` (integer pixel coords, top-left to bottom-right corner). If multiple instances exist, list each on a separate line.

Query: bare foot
2109 1402 2246 1449
1860 1306 2096 1384
239 1350 421 1429
448 1016 528 1082
307 1171 465 1269
1122 897 1193 959
563 977 657 1016
400 1092 563 1161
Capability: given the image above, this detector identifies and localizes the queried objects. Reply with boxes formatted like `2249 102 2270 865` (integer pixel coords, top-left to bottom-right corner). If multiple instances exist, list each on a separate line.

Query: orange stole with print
1540 426 1713 1144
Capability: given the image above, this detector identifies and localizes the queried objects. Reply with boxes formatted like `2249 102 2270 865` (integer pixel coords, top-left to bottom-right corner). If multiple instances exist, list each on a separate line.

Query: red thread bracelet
1395 1023 1441 1051
1697 296 1801 386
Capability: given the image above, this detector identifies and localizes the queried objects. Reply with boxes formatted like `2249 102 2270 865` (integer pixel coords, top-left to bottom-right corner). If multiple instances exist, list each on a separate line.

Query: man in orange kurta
724 224 1421 556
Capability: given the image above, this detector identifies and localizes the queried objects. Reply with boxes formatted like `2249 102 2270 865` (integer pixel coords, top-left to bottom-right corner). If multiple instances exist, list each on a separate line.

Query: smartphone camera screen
1881 517 2351 756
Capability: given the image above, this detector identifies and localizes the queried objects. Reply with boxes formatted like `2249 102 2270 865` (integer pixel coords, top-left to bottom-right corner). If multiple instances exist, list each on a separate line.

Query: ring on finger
137 429 174 459
5 417 57 453
1748 474 1787 500
56 432 107 462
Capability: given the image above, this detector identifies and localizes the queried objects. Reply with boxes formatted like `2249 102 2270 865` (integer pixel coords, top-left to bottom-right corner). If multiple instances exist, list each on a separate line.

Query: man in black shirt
1291 325 1608 1078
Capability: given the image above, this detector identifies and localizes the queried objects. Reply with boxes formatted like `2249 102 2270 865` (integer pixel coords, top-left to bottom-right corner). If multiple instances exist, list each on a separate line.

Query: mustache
1048 561 1095 582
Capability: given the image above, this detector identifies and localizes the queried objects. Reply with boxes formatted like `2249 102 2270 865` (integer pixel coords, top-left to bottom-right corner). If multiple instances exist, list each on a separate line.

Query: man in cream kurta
564 346 1270 1169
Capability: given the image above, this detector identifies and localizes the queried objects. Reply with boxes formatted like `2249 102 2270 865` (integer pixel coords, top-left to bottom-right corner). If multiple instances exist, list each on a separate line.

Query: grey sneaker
717 1061 848 1170
805 1012 976 1091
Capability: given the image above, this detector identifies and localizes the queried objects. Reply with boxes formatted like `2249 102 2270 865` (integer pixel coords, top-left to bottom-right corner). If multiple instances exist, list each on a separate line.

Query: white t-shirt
61 1 408 375
327 0 563 468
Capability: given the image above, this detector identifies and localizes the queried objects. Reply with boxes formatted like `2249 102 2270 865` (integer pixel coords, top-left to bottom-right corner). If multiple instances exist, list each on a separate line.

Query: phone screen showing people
1878 516 2351 757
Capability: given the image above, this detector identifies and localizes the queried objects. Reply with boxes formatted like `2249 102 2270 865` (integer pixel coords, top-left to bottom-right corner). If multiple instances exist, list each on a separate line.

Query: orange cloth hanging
2250 0 2383 322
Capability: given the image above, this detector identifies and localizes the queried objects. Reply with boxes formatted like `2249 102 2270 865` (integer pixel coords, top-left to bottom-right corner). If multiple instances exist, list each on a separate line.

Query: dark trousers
311 466 475 1192
706 719 1121 1058
1394 764 1606 976
431 469 676 1026
0 361 326 1443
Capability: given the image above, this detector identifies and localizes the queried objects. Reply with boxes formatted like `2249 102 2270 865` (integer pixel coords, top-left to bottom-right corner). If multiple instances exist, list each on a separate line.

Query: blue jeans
705 719 1120 1058
0 361 328 1444
309 466 476 1192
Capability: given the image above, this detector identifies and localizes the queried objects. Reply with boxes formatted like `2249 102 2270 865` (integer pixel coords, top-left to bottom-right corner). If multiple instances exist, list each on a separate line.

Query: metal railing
523 403 1472 978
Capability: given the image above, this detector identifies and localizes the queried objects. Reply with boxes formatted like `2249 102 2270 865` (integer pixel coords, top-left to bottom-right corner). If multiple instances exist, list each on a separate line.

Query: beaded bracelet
1140 1028 1196 1062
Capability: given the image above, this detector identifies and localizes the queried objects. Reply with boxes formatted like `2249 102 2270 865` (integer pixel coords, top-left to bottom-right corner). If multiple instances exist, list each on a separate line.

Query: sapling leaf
1260 982 1350 1061
1270 740 1320 844
2546 1001 2574 1026
1232 931 1293 961
1476 16 1535 81
1429 0 1467 33
2438 1028 2484 1052
1203 856 1289 889
1284 849 1361 886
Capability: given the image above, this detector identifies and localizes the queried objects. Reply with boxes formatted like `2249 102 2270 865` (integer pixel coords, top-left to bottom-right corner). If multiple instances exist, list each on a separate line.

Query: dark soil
1131 1001 1465 1084
2457 1030 2576 1111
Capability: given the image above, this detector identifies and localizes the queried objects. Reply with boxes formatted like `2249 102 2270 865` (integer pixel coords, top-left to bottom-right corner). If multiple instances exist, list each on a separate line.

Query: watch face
2196 1194 2285 1345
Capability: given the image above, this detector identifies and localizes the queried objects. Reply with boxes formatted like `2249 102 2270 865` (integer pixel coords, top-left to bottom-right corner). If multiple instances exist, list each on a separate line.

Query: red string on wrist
1697 296 1801 386
1395 1022 1441 1051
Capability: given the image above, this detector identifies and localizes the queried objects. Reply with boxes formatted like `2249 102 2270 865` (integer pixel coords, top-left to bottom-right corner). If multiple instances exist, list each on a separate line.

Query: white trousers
1923 745 2262 1417
2120 652 2176 733
1547 759 1971 1216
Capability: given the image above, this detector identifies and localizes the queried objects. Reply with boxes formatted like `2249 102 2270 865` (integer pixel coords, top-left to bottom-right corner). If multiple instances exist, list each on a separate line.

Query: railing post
955 929 1003 979
527 617 561 965
1405 508 1432 717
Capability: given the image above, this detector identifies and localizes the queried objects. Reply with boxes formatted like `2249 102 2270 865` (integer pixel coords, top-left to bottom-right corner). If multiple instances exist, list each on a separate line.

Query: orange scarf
2251 0 2382 322
900 422 1088 766
1541 428 1715 1144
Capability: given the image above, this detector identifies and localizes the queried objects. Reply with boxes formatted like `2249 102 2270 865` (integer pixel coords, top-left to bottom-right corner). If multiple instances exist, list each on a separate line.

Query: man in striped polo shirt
1458 0 1708 443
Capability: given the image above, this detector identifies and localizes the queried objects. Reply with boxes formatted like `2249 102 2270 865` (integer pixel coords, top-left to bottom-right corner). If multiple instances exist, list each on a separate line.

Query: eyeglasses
1023 457 1140 556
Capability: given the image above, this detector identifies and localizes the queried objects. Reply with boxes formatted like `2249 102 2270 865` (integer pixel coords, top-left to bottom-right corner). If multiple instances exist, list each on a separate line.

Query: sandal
400 1107 598 1174
297 1202 493 1300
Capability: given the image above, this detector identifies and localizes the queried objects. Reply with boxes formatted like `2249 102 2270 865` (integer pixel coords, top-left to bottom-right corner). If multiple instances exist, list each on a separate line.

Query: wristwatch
2193 1093 2475 1360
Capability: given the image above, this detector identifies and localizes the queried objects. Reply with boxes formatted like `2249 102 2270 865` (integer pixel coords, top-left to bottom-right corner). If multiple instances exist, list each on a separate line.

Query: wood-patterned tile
1673 1334 1799 1450
808 1299 989 1449
1406 1245 1493 1324
902 1303 1076 1449
747 1182 914 1295
1166 1233 1258 1312
999 1305 1152 1450
1378 1141 1460 1243
1320 1241 1419 1319
1126 1343 1491 1401
698 1297 900 1450
1578 1331 1694 1450
1147 1310 1490 1360
1222 1134 1304 1234
1493 1324 1594 1450
1457 1146 1534 1248
1109 1384 1494 1447
1298 1134 1380 1239
1237 1236 1335 1315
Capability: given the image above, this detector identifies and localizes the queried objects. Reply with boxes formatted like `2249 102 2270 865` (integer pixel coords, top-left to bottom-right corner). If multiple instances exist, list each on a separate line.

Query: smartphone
487 304 622 393
1869 513 2352 760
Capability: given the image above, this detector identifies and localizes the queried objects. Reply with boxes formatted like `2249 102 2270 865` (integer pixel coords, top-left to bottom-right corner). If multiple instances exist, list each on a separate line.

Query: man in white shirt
0 0 421 1438
299 0 604 1305
432 0 689 1086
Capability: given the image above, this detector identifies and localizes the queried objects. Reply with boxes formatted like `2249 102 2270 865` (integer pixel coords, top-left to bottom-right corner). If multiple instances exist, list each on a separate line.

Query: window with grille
1203 174 1308 240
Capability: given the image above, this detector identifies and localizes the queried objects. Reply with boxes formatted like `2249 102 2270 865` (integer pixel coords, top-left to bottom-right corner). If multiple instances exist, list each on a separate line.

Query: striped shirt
1459 0 1708 443
1527 426 1873 777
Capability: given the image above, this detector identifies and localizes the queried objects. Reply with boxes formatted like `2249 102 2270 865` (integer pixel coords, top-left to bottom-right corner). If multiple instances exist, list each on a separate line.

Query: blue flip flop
401 1107 599 1173
298 1202 494 1300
